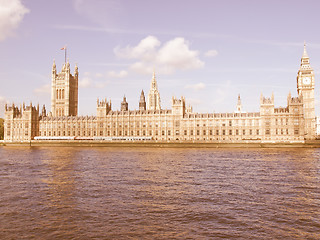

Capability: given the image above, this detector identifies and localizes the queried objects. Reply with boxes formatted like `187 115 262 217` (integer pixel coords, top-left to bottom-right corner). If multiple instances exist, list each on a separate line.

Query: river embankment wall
2 140 320 148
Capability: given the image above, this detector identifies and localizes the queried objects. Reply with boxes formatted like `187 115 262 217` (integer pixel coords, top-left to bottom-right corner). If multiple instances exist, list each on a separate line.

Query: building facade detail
3 45 317 143
4 103 41 142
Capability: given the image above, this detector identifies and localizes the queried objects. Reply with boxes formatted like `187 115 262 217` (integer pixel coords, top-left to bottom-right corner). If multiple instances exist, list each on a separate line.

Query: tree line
0 118 3 140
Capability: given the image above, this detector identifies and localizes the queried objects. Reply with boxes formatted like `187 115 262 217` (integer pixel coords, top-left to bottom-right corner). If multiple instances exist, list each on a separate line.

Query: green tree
0 118 4 140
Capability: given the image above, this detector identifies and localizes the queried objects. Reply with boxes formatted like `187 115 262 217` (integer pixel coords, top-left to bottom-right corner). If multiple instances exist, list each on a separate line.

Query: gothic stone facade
3 45 315 143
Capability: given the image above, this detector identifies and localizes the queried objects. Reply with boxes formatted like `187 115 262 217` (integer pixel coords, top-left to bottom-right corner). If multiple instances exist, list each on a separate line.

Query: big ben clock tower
297 43 316 139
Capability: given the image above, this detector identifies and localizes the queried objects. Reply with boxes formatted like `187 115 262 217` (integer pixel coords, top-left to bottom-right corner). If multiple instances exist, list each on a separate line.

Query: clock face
303 77 311 85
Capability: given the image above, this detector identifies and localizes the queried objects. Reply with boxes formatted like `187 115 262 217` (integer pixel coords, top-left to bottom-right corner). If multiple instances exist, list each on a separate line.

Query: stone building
51 60 78 117
4 103 41 142
3 44 315 143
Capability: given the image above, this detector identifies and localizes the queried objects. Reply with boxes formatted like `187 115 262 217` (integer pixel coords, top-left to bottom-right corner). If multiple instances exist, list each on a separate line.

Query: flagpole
60 46 67 64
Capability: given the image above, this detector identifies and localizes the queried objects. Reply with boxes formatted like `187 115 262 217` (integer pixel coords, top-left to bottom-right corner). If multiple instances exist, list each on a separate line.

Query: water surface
0 147 319 239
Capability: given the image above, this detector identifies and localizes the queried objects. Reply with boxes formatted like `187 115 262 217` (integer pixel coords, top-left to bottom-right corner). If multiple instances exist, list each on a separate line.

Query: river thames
0 147 319 239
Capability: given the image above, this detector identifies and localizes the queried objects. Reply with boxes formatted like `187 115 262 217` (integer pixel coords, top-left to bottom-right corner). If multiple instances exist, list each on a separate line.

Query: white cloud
95 73 103 78
129 62 154 75
185 82 206 91
79 77 92 88
157 38 204 71
114 36 204 75
114 36 160 60
79 72 108 88
107 70 128 78
0 0 29 41
205 49 218 57
34 84 51 95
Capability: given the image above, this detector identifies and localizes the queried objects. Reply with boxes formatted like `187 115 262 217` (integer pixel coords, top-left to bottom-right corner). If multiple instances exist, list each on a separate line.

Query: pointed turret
52 59 56 69
74 63 79 79
52 59 56 75
121 95 128 111
74 63 78 73
287 91 292 105
41 104 46 117
235 94 242 113
139 90 146 111
65 58 70 73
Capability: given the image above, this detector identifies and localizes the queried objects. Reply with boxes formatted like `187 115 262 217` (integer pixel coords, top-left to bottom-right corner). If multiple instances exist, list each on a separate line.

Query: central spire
151 70 158 90
147 70 161 110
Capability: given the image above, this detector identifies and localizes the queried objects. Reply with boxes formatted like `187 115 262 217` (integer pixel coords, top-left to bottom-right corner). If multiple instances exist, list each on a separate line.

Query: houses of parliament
3 44 317 143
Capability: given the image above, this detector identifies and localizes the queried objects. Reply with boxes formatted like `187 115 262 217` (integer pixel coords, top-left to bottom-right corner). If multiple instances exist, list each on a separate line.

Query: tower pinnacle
151 70 158 90
302 41 309 59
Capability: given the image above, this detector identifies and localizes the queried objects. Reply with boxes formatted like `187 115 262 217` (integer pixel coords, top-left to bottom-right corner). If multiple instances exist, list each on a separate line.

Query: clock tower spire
296 42 315 139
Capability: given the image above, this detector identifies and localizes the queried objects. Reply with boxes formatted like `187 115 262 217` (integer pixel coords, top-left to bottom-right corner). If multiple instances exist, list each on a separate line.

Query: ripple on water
0 147 319 239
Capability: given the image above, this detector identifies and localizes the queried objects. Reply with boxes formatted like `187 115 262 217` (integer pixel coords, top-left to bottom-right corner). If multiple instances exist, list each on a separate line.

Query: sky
1 0 320 117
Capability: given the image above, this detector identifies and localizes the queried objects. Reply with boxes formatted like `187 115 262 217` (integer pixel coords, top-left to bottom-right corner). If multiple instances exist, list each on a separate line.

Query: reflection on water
0 147 319 239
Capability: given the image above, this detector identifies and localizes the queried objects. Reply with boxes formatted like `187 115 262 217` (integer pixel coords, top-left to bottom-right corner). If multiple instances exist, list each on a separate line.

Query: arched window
62 89 65 99
56 90 59 99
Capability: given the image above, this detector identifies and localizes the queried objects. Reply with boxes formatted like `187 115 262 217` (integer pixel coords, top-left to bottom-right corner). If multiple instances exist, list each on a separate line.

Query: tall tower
297 43 315 139
147 71 161 110
51 60 78 117
139 90 146 111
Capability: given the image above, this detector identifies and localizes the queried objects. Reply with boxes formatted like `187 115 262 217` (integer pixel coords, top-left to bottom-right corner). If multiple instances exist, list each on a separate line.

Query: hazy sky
1 0 320 117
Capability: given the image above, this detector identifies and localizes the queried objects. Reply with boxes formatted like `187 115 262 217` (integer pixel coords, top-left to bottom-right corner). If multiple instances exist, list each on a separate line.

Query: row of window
40 119 262 129
39 127 303 138
7 123 29 128
265 129 300 135
40 128 263 138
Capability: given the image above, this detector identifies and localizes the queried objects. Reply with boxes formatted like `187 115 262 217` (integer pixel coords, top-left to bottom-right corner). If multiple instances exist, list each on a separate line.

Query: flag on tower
60 46 67 63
